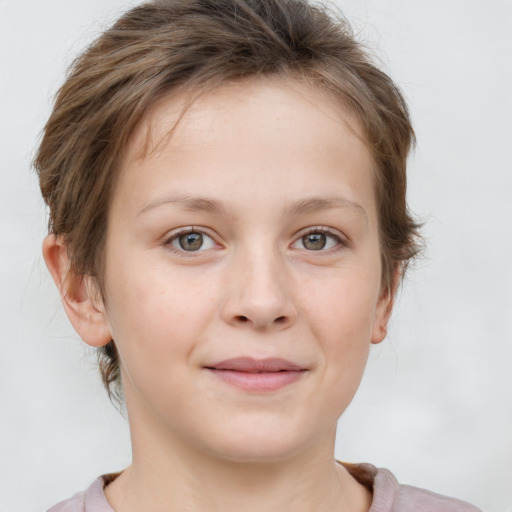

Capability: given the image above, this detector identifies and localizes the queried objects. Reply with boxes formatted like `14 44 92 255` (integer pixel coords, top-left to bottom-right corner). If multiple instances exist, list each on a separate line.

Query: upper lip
205 357 305 372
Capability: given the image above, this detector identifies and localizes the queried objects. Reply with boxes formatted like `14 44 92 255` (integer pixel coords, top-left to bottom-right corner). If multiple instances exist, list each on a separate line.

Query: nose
220 246 298 331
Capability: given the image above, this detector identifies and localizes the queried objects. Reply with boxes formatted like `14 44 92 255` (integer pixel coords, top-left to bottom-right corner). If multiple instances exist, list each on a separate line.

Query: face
99 77 392 462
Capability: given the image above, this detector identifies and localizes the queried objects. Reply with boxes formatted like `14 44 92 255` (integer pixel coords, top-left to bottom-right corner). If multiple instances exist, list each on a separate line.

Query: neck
106 425 371 512
105 384 371 512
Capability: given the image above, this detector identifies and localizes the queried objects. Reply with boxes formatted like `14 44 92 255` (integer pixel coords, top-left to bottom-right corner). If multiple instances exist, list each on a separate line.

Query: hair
34 0 421 402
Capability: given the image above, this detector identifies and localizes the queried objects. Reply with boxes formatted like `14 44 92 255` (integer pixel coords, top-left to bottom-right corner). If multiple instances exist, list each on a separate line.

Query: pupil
179 232 203 251
303 233 326 250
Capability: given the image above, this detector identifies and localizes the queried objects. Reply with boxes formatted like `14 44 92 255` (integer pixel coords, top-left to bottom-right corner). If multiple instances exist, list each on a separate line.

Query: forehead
126 76 370 166
114 76 377 224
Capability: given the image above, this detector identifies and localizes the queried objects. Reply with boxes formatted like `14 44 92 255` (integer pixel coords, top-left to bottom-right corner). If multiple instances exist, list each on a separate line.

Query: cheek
315 300 373 419
103 256 217 368
103 268 215 419
300 269 378 397
301 265 380 339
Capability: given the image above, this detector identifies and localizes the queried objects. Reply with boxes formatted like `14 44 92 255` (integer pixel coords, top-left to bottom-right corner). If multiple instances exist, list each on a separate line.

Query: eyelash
162 226 346 255
163 227 218 257
293 226 345 253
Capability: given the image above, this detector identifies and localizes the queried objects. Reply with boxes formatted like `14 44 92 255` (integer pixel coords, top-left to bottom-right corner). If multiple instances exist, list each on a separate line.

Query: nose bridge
222 236 296 330
243 242 285 299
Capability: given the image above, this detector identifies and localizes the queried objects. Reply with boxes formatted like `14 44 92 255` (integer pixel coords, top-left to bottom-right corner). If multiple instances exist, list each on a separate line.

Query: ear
42 234 112 347
371 268 400 344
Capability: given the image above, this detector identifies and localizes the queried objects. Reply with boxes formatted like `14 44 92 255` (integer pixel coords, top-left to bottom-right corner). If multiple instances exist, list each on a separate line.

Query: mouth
204 357 307 392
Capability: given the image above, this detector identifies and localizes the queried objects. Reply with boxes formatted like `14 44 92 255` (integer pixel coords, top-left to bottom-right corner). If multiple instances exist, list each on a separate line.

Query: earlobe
370 269 400 344
42 234 112 347
370 291 392 344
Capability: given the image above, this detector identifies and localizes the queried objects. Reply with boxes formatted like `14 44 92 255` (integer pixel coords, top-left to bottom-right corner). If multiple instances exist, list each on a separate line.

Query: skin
44 76 395 511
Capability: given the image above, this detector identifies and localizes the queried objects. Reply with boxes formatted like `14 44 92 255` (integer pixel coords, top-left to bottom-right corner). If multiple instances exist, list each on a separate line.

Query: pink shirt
47 462 482 511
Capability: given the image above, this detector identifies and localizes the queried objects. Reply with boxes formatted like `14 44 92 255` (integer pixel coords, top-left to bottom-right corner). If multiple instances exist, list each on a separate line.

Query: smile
204 357 307 392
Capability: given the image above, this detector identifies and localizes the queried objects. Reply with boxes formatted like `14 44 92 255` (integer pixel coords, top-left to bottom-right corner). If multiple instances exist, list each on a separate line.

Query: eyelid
291 226 347 252
162 226 221 255
161 225 347 255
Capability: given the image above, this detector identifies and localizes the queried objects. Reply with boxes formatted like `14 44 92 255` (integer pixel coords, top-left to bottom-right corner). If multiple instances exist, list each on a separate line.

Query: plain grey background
1 1 511 511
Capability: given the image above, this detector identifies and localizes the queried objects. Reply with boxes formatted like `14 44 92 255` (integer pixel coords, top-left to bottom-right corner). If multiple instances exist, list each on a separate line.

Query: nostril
230 314 292 328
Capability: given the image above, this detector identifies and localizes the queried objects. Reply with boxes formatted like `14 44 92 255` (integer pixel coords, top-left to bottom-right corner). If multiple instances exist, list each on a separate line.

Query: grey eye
302 233 327 250
178 232 204 251
292 229 340 251
169 231 216 252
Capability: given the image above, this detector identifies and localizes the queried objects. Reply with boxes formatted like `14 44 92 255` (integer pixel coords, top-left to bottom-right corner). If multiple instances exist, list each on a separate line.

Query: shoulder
47 476 115 512
47 490 86 512
393 482 483 512
342 462 483 512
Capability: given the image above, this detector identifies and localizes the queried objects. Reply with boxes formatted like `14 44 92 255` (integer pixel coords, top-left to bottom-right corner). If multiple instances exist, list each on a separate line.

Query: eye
166 229 217 252
292 228 341 251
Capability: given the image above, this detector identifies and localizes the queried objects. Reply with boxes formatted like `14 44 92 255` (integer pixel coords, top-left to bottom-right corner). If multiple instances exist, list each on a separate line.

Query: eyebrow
137 193 228 216
137 193 367 221
283 196 368 220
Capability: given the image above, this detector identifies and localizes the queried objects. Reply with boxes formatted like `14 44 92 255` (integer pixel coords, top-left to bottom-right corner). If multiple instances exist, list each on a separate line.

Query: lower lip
207 369 305 392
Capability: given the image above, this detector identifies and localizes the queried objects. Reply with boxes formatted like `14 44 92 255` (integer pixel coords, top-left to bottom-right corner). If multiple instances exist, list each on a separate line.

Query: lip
204 357 307 392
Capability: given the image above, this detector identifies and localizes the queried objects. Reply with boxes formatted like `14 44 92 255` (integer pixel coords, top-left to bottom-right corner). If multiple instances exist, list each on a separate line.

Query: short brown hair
35 0 421 401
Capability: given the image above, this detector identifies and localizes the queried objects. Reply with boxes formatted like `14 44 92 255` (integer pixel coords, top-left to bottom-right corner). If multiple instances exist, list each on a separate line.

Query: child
35 0 481 510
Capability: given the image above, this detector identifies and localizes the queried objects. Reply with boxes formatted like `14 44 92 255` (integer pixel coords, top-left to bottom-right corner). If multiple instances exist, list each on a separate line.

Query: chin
211 440 303 464
198 417 318 463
